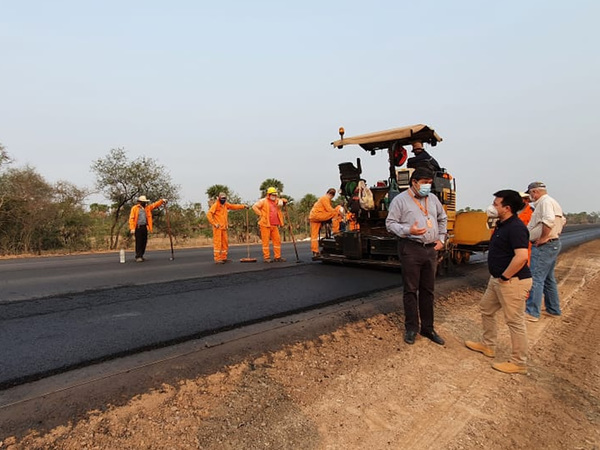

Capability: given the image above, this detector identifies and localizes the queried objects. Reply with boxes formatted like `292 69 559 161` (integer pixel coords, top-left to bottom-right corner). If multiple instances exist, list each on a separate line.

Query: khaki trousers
480 276 532 366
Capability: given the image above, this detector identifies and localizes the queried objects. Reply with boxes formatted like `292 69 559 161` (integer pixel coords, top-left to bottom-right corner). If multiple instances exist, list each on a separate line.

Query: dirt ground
2 240 599 449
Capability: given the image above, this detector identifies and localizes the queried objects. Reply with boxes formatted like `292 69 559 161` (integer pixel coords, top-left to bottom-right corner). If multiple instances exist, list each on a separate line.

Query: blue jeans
525 239 561 318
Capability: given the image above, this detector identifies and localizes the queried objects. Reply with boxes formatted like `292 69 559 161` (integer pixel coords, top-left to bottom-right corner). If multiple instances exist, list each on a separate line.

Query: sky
1 0 599 213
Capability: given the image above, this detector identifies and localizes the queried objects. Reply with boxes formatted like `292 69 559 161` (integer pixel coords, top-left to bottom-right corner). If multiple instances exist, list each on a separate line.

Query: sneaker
263 259 272 263
135 257 143 262
542 311 561 318
215 260 225 264
273 257 286 262
525 314 539 322
492 361 528 374
465 341 495 358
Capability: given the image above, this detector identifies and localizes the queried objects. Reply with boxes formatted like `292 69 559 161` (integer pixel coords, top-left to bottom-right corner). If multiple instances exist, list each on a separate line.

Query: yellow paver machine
316 124 491 271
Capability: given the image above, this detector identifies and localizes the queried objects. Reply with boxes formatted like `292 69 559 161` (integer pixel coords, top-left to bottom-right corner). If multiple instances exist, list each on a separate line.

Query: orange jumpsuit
332 205 346 233
309 195 337 253
518 204 534 265
252 196 286 261
207 201 246 262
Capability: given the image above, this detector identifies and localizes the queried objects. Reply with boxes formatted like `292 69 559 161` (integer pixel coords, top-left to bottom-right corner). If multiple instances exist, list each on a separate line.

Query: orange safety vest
128 199 165 233
252 197 285 228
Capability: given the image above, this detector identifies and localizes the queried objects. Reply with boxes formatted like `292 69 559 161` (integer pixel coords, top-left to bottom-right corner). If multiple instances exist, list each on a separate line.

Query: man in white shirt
524 182 566 321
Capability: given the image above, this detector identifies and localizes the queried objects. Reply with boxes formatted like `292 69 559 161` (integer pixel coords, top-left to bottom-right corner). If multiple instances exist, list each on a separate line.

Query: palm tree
259 179 284 197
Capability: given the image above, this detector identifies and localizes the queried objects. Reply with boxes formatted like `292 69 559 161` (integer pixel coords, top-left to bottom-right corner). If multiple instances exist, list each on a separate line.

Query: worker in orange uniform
129 195 167 262
332 204 346 233
309 188 338 257
252 187 288 263
518 192 534 265
207 192 247 264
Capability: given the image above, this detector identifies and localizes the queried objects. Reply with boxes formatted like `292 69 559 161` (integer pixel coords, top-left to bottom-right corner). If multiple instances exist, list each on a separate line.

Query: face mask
418 183 431 197
486 204 498 218
219 198 226 205
269 195 277 201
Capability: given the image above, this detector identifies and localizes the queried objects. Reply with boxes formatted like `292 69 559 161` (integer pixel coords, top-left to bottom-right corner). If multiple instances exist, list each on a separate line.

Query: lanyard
409 189 433 228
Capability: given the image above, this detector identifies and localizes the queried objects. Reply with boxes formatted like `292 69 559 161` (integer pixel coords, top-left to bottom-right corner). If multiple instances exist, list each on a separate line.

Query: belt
403 239 436 248
137 225 147 228
533 237 559 245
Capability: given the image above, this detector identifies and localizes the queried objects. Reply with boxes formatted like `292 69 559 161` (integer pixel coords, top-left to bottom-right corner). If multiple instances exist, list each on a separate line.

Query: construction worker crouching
309 188 338 258
252 187 288 263
207 192 247 264
128 195 167 262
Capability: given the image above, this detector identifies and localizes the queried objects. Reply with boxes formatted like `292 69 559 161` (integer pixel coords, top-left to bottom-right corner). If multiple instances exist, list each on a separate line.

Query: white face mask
486 204 499 218
269 195 277 201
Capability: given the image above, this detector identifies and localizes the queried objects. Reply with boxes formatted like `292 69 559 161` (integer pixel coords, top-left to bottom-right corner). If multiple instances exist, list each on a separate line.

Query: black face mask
219 198 226 205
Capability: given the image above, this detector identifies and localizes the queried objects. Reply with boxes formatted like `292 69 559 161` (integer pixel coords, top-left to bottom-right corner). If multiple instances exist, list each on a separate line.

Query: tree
91 148 179 249
0 166 55 254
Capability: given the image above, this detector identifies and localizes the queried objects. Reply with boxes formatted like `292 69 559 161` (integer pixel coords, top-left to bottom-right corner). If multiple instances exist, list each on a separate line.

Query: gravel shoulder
1 240 599 449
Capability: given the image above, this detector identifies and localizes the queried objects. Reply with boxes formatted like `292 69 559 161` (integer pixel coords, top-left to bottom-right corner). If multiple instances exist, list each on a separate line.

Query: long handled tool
240 207 257 262
283 205 301 263
164 202 175 261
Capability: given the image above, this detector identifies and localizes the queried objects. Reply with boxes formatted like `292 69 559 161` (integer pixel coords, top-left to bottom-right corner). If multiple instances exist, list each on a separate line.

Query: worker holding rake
252 187 287 263
207 192 248 264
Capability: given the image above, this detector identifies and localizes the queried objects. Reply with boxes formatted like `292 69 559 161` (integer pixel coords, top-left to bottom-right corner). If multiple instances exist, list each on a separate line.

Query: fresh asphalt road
1 226 599 389
0 241 405 388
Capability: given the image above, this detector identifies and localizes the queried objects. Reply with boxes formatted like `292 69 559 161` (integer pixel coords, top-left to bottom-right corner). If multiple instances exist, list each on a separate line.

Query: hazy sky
1 1 598 213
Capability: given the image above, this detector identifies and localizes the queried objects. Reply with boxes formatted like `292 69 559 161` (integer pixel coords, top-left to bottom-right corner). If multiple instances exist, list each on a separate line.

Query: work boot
492 361 528 374
263 259 272 263
273 257 286 262
465 341 495 358
215 260 225 264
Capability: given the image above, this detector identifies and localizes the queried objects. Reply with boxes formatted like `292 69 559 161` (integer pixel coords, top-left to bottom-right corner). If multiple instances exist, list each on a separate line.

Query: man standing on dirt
465 189 532 374
129 195 167 262
207 192 248 264
524 181 566 322
309 188 338 258
385 167 447 346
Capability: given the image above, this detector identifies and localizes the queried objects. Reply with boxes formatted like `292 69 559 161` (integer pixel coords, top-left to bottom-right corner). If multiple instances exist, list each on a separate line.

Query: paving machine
316 124 491 270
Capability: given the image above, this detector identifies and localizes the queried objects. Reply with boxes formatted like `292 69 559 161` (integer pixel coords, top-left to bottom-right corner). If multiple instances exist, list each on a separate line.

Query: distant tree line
1 143 596 256
0 145 322 256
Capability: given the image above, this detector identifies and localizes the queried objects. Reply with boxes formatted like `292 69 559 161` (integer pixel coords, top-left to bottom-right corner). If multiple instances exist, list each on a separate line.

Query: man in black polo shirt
465 190 532 374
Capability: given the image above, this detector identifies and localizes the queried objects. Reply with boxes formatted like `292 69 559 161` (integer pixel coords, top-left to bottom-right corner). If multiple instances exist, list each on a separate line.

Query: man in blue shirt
386 167 447 346
465 189 532 374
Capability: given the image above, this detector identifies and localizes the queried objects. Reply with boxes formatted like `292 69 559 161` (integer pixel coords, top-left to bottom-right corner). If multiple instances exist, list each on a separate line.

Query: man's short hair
410 167 434 182
493 189 524 214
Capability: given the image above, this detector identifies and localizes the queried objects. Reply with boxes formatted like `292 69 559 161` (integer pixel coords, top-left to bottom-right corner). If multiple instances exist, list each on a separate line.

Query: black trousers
135 226 148 258
398 240 438 333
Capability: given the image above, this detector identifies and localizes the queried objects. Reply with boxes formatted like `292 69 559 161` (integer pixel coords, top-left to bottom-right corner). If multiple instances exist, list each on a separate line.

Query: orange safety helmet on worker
207 192 247 263
252 187 288 262
309 188 337 255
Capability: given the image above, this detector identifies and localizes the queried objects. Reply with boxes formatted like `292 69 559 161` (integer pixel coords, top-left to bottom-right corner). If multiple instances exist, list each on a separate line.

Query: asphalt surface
0 241 404 388
1 226 599 389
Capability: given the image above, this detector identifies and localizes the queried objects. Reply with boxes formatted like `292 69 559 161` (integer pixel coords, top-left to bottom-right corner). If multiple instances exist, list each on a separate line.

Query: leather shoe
404 330 417 345
420 330 445 345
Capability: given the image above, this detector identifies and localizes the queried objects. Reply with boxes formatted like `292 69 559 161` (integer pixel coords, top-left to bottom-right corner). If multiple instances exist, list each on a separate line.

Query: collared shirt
385 188 447 244
488 215 531 279
528 194 565 242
